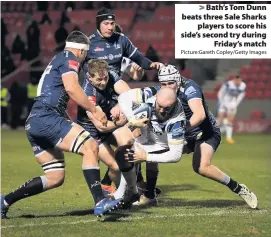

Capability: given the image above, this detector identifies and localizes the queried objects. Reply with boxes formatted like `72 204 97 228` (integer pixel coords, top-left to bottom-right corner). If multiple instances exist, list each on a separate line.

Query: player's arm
217 83 226 103
186 86 206 130
62 72 96 113
87 106 126 133
236 84 246 107
122 35 163 70
126 120 186 163
125 63 144 81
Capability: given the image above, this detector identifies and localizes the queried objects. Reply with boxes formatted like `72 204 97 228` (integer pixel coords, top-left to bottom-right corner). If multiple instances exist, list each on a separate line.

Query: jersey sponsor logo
106 43 110 48
88 96 97 105
97 53 122 61
94 46 104 52
68 60 80 72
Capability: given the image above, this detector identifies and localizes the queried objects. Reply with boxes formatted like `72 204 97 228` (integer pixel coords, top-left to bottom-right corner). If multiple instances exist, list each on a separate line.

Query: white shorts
218 102 237 115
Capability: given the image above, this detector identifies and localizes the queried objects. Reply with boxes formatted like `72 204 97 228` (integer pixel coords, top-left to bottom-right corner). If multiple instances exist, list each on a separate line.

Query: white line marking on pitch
1 209 268 229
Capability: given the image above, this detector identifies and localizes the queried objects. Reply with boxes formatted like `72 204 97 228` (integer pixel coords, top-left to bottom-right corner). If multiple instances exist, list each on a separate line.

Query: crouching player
112 87 186 206
77 59 131 194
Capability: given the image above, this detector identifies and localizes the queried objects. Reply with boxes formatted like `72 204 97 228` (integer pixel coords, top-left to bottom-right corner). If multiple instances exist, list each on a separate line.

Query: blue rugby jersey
34 50 80 116
83 30 152 77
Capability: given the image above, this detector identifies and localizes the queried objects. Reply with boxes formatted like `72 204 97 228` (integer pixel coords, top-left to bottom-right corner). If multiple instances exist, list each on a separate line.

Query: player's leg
57 123 105 204
192 131 258 208
113 126 140 206
1 148 65 218
99 142 120 191
225 111 236 144
133 162 159 206
57 123 121 215
216 105 226 134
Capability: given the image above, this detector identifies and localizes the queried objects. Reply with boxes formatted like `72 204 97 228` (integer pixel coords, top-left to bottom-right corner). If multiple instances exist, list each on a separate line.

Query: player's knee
109 161 120 173
115 145 134 172
81 139 98 157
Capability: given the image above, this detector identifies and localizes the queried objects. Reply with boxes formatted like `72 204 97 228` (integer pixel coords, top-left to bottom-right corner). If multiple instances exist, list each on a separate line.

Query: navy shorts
184 127 221 154
77 121 113 146
25 109 73 156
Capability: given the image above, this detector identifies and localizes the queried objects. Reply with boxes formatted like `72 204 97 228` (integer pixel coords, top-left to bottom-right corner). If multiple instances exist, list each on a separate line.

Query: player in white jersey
111 87 186 207
217 75 246 144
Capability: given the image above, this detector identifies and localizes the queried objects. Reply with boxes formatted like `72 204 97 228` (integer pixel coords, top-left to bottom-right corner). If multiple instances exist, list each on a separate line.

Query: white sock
220 125 226 134
113 174 127 199
121 166 138 194
226 125 233 139
221 174 230 185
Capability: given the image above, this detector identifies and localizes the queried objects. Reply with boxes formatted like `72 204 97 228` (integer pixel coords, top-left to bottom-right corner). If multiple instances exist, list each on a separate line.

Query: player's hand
132 63 143 72
92 108 107 127
127 116 149 128
110 104 121 120
125 143 147 163
115 113 127 127
150 62 164 70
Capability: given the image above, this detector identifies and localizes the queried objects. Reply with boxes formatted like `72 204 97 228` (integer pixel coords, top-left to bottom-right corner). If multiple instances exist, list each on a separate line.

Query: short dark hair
66 31 90 45
88 59 108 78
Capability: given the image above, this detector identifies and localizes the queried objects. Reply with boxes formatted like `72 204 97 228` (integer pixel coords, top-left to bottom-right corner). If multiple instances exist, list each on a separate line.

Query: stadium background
1 1 271 132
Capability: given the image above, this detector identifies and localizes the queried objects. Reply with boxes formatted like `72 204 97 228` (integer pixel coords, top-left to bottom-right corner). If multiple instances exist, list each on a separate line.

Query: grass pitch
1 130 270 237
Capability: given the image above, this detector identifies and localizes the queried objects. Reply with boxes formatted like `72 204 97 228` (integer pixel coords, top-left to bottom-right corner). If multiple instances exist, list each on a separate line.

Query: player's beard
155 110 171 122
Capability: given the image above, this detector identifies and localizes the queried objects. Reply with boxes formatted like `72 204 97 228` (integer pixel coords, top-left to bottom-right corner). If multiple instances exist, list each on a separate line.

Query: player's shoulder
183 79 202 97
114 32 125 37
240 81 246 89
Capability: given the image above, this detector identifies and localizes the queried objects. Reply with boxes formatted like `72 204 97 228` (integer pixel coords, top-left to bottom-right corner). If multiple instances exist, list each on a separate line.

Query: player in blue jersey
84 7 162 79
1 31 121 219
157 65 258 209
77 59 131 194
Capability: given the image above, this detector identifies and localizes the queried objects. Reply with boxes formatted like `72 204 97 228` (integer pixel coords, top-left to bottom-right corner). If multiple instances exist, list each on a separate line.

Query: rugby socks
4 176 45 206
101 168 112 186
82 166 104 204
113 174 127 199
136 164 144 183
226 124 233 139
122 167 138 194
145 170 159 199
225 177 242 194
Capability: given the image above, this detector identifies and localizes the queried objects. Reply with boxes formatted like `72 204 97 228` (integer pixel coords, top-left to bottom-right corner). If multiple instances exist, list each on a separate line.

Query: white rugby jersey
118 88 186 163
218 80 246 106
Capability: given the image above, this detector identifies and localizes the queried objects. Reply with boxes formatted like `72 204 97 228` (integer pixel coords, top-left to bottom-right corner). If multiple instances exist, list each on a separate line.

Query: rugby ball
132 102 152 120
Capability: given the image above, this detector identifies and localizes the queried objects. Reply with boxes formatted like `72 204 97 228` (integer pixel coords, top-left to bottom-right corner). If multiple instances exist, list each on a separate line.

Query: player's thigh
217 111 226 124
99 142 119 171
58 122 98 155
193 130 221 167
226 113 236 123
113 125 135 146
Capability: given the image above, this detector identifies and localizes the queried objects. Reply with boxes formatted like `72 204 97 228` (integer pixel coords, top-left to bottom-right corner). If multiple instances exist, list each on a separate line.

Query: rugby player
77 59 131 194
84 7 162 79
217 75 246 144
112 87 186 206
158 65 258 209
1 31 121 219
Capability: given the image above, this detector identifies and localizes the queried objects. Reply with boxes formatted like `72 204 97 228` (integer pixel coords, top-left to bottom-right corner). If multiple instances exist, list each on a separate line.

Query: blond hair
88 59 108 77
